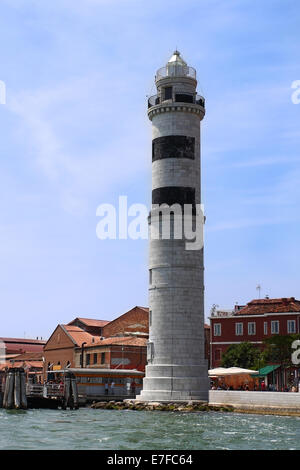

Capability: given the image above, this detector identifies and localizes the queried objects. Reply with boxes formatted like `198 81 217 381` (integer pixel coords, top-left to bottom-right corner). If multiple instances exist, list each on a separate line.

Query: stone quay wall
209 390 300 415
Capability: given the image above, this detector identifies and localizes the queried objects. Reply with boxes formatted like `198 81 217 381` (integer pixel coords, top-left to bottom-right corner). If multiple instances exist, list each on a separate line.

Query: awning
251 365 280 378
208 367 258 376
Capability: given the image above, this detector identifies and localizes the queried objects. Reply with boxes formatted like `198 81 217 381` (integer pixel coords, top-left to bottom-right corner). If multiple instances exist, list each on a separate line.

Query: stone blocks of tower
138 51 209 402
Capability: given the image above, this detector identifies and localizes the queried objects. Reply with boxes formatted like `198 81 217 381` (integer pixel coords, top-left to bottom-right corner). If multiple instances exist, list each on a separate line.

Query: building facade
74 336 147 371
210 297 300 368
102 306 149 338
0 337 45 362
43 306 149 376
139 51 209 402
43 324 93 374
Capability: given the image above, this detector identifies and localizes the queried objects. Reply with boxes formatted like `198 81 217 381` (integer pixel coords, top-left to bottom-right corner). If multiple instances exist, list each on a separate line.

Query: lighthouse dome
167 50 187 67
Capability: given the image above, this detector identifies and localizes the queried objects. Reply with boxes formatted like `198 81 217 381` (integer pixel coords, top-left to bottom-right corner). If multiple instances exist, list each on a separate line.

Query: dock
0 368 80 410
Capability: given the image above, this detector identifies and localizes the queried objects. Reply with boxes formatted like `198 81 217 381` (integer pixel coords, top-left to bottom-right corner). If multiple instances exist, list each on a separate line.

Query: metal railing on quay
26 384 44 396
26 383 65 398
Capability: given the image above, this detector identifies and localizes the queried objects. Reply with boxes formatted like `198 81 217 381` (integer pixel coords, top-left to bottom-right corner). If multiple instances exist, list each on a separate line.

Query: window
93 353 98 364
264 322 268 335
149 310 152 327
149 269 152 285
101 352 106 364
235 322 243 336
248 322 256 335
288 320 296 334
271 321 279 334
175 93 194 103
214 323 221 336
214 349 221 361
147 342 154 363
86 353 90 366
91 377 103 384
164 86 172 100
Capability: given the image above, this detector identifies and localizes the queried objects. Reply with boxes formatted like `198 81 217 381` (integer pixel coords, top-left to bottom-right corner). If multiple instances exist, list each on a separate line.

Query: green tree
221 342 264 370
262 334 300 367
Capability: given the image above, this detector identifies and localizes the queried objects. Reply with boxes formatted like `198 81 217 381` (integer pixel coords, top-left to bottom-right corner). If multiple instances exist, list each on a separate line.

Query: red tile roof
102 306 148 330
236 297 300 315
84 336 147 348
23 361 44 369
7 344 45 353
12 352 44 361
61 325 95 346
0 361 43 371
0 338 46 344
0 338 45 354
0 362 12 371
68 318 109 327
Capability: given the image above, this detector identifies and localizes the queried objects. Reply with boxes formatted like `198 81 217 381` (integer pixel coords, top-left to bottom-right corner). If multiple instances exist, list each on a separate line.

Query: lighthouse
138 51 209 402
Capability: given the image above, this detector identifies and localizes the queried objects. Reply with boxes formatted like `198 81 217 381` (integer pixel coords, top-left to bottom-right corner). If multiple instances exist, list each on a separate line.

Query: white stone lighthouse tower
138 51 209 402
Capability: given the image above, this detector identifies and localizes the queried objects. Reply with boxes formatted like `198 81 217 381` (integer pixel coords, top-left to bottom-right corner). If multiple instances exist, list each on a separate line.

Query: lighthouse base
136 363 209 402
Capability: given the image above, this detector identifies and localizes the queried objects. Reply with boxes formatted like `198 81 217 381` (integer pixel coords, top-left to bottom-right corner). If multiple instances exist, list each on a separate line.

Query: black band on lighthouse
152 186 195 208
152 135 195 162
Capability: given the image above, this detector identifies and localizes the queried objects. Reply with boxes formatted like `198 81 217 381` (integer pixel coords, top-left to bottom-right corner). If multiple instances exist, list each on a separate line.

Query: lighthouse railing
155 65 196 81
148 93 205 109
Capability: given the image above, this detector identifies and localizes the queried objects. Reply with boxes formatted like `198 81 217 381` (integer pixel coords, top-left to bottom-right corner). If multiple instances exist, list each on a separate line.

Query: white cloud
7 74 149 214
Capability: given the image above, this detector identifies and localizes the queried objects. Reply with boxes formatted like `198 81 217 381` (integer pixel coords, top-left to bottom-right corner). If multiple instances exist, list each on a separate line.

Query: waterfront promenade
209 390 300 416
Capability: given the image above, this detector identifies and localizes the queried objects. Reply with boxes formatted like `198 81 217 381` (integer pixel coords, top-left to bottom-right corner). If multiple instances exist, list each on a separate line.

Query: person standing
131 381 136 396
111 381 115 395
105 381 109 395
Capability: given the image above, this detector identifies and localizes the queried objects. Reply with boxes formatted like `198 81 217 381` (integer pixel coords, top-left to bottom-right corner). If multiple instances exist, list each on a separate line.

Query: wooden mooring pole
2 368 27 410
62 372 79 410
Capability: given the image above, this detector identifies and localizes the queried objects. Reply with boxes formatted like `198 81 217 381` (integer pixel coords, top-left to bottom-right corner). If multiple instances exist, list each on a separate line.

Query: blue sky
0 0 299 338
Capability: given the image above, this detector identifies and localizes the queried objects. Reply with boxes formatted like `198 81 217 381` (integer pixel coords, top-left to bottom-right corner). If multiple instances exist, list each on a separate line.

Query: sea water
0 408 299 450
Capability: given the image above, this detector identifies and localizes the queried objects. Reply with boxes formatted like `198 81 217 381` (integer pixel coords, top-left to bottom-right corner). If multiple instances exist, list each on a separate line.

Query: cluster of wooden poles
0 368 79 410
2 368 27 409
63 373 79 410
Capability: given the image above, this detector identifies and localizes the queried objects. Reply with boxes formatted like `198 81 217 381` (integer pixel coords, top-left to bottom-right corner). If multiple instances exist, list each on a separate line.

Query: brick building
102 306 149 338
0 337 45 362
43 325 94 372
210 297 300 368
44 305 210 376
75 336 147 371
204 323 210 368
67 318 109 336
43 306 149 375
0 351 44 383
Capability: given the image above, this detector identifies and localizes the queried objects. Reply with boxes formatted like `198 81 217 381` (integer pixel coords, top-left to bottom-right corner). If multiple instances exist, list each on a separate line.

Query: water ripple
0 408 300 450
